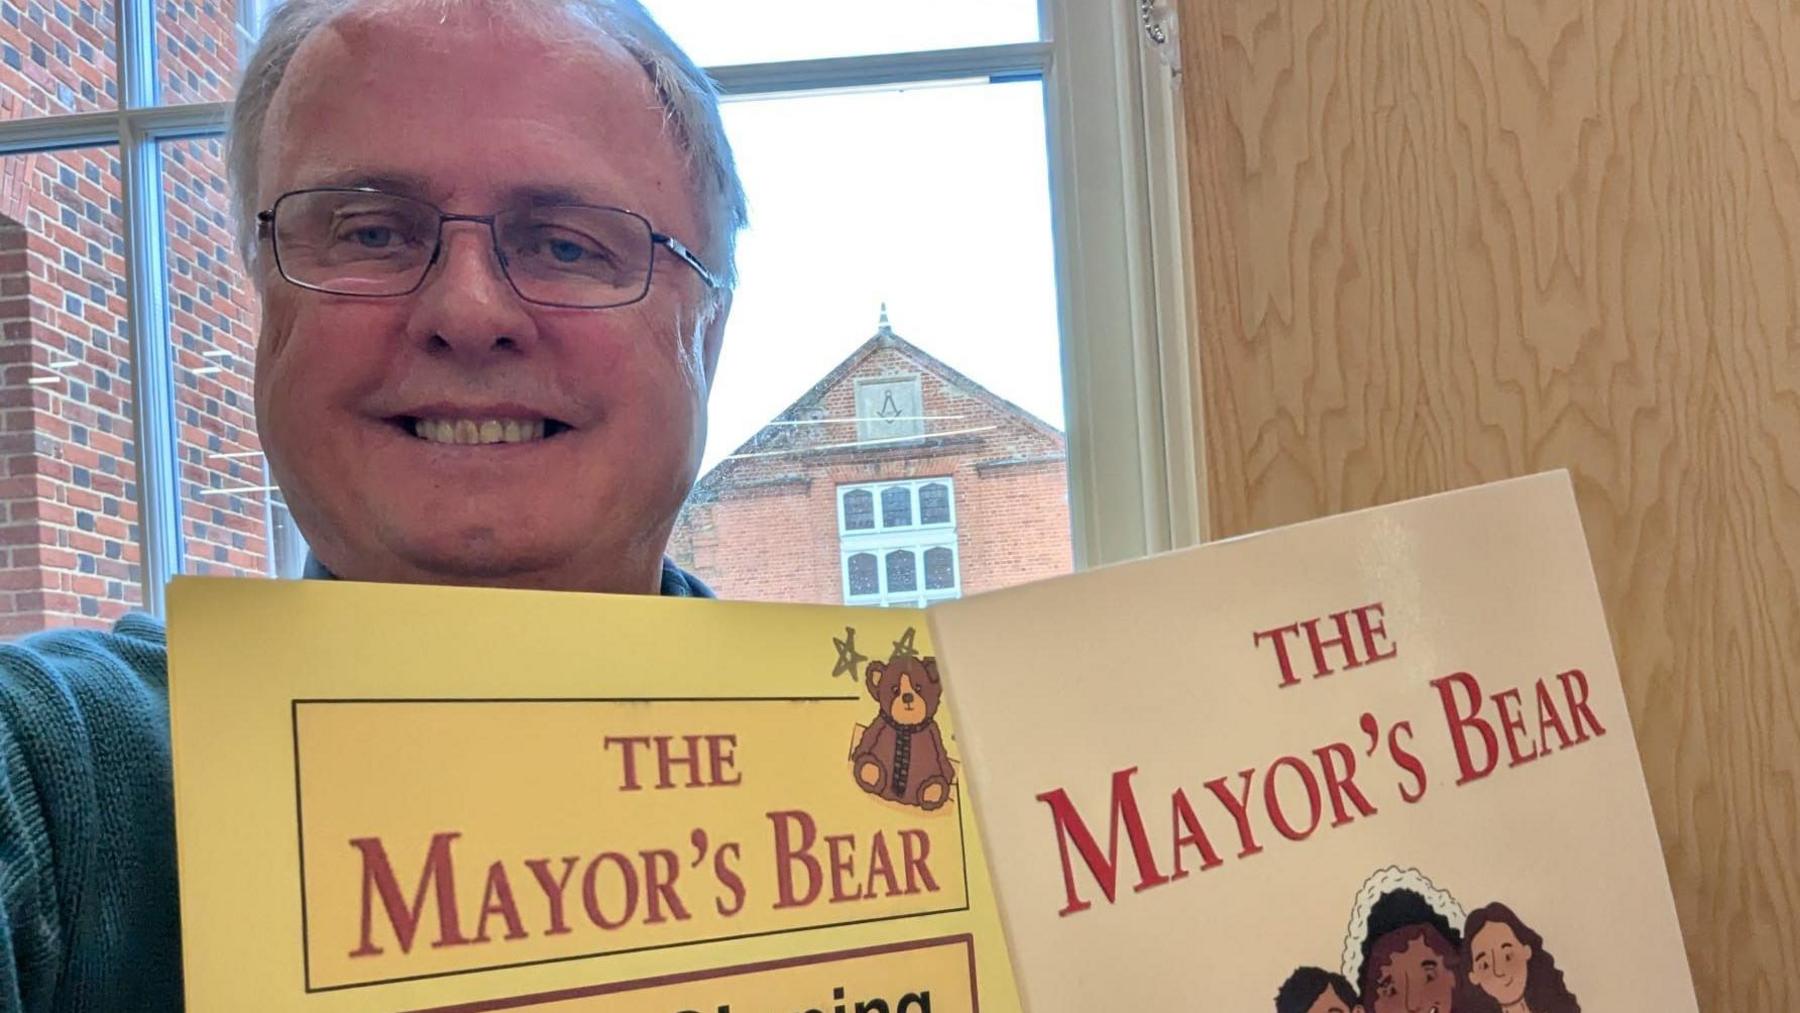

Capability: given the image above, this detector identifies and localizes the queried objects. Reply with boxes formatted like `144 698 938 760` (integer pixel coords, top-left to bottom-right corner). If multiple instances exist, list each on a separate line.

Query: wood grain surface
1175 0 1800 1007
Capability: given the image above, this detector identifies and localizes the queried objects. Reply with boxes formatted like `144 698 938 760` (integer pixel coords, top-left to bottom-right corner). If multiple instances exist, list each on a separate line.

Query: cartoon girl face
1467 921 1533 1005
1371 935 1456 1013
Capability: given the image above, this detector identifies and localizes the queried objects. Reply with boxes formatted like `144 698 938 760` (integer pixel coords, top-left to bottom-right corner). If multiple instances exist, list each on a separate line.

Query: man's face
1370 936 1455 1013
1466 922 1531 1005
254 5 727 592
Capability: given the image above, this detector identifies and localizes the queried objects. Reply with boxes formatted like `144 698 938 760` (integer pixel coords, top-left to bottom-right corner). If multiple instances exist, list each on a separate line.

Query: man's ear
865 660 886 699
699 288 732 389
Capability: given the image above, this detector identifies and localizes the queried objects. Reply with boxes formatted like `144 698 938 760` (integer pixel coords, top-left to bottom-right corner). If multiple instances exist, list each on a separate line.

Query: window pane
919 482 950 525
846 552 877 597
161 138 296 578
154 0 257 105
884 549 916 594
641 0 1039 67
841 488 873 531
667 81 1073 606
879 485 911 529
924 546 955 591
1 0 117 118
0 147 140 636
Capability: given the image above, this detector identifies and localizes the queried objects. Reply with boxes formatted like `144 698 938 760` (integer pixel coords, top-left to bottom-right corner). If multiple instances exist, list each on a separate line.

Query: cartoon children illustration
851 654 955 810
1343 869 1468 1013
1461 903 1581 1013
1276 966 1363 1013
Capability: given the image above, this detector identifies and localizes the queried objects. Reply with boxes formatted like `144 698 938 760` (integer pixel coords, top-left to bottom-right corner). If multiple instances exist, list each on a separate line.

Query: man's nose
405 222 541 359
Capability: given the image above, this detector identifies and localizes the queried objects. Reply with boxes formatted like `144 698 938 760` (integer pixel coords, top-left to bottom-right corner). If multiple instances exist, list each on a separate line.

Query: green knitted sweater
0 561 711 1011
0 615 181 1012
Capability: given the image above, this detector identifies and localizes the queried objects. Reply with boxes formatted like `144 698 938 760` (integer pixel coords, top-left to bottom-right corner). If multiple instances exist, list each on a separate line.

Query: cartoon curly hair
1461 903 1580 1013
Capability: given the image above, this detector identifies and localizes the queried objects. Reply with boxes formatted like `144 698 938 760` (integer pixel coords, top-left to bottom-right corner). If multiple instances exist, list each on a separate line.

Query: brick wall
165 136 273 579
670 339 1072 604
2 1 267 634
0 148 142 636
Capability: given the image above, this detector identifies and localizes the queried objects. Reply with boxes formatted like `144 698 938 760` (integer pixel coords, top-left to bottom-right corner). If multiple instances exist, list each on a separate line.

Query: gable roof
693 322 1064 494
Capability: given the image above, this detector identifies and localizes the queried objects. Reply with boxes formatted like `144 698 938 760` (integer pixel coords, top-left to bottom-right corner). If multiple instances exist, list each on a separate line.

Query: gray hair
226 0 747 291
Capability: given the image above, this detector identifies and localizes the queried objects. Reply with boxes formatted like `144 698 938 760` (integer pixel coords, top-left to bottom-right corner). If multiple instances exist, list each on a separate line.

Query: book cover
930 471 1695 1011
169 583 1019 1011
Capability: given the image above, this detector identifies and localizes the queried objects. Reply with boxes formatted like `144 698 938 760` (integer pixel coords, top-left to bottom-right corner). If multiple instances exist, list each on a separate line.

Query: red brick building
669 316 1071 605
3 2 275 636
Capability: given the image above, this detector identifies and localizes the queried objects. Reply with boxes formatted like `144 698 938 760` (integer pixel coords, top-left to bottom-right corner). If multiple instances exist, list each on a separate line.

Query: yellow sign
169 580 1018 1011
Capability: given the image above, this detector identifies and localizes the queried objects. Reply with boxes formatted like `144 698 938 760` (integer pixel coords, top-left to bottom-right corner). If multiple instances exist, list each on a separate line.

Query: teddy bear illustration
851 655 955 811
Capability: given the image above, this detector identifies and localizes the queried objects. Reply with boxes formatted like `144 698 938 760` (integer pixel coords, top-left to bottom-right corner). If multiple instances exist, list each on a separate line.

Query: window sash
838 478 956 536
841 540 959 608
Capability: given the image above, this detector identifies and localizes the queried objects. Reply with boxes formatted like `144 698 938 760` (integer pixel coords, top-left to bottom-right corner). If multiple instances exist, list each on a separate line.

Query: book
931 471 1695 1011
169 588 1016 1011
169 470 1695 1011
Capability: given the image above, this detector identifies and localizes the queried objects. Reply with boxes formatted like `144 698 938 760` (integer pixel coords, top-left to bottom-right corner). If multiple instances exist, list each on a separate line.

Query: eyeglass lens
269 190 657 307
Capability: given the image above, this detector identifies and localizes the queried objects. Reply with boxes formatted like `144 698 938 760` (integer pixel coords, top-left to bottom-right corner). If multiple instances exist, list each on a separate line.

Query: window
162 137 284 579
839 479 955 535
0 1 116 120
841 488 874 532
2 0 1191 623
0 147 139 635
641 0 1038 66
880 485 911 528
919 482 951 525
838 478 958 608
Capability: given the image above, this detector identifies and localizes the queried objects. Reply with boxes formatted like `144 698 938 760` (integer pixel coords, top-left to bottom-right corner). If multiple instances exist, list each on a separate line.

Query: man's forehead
259 3 688 214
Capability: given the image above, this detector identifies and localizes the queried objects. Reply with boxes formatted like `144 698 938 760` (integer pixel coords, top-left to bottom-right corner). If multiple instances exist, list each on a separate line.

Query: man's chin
371 522 585 586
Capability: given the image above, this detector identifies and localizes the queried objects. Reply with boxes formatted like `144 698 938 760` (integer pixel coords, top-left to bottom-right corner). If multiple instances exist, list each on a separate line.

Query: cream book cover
930 472 1695 1012
168 583 1020 1011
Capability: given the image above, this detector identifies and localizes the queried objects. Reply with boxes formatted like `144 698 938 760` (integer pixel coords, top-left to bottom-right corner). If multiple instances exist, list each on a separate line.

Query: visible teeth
411 418 551 446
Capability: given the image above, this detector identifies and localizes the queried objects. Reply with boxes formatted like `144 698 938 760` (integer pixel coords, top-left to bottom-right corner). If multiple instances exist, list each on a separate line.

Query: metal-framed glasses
255 188 722 309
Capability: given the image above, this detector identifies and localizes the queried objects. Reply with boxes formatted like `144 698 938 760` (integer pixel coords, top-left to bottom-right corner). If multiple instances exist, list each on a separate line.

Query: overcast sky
639 2 1064 473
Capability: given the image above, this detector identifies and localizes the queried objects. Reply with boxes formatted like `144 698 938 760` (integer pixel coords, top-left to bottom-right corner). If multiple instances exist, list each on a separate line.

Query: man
0 0 746 1006
1276 966 1364 1013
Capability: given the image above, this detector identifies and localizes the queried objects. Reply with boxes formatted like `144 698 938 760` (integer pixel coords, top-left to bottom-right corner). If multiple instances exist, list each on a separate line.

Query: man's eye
351 226 397 247
547 238 590 263
331 219 414 249
523 229 613 266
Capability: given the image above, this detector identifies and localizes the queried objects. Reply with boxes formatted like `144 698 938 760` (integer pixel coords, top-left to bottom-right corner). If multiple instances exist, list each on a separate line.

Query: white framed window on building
839 479 959 607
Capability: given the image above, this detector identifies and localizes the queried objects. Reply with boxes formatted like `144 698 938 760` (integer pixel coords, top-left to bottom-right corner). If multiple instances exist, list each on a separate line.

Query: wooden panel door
1176 0 1800 1006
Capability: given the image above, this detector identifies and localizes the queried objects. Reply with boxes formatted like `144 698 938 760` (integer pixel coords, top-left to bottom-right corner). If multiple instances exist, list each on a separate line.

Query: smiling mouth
396 416 573 446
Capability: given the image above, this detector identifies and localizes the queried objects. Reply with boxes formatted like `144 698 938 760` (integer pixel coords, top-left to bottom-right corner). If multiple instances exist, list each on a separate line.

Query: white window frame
837 477 956 534
0 0 1202 616
839 478 959 607
841 543 961 608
